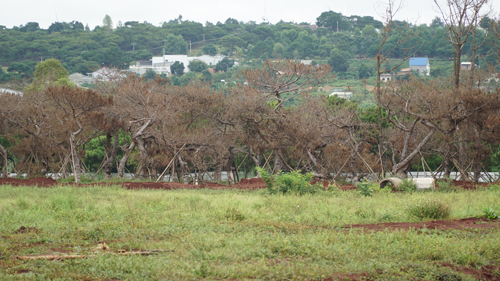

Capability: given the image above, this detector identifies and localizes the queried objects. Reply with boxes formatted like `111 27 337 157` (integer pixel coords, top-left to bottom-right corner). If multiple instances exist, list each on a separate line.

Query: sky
1 0 498 29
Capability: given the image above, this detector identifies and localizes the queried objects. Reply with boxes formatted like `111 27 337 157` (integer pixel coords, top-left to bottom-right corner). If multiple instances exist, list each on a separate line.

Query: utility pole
336 21 338 32
189 41 192 54
203 34 205 46
131 43 136 51
39 56 43 62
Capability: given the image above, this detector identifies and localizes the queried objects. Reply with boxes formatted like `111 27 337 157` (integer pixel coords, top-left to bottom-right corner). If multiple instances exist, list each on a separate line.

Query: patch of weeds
405 198 451 220
82 227 104 241
356 181 376 197
435 272 463 281
379 213 395 222
224 206 245 221
482 207 499 219
356 181 390 196
256 167 323 195
436 177 459 192
193 262 211 278
57 174 94 184
15 198 30 210
489 184 500 191
354 209 369 219
400 178 417 192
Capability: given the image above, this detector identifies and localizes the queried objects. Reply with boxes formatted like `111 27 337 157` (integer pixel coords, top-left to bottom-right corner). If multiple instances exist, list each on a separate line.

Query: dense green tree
188 59 208 72
164 34 188 54
357 62 371 79
272 43 285 58
0 66 11 82
201 69 212 81
218 35 247 52
19 22 40 32
33 58 69 82
215 57 234 72
316 11 351 31
102 14 113 34
7 61 37 78
328 50 349 72
143 69 157 80
202 44 217 55
362 25 378 38
170 61 185 76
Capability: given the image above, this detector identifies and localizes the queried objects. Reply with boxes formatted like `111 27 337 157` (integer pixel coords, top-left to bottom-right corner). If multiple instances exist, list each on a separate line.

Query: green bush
436 178 459 192
57 174 94 184
356 181 391 196
400 178 417 192
255 167 323 195
482 207 499 219
406 198 451 220
224 206 246 221
357 181 376 196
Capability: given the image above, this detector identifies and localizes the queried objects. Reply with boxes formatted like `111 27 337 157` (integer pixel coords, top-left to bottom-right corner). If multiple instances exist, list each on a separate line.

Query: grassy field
0 184 499 280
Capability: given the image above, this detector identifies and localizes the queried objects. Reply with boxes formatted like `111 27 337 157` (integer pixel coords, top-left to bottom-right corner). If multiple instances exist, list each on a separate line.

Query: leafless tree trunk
0 143 8 178
104 131 119 179
226 146 235 184
249 146 261 177
177 154 190 184
118 142 135 178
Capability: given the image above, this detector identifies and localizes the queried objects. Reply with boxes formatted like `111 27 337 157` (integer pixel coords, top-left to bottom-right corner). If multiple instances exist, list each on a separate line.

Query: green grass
0 184 499 280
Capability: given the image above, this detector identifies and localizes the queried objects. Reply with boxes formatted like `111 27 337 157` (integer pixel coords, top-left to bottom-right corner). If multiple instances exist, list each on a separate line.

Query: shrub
406 198 451 220
255 167 323 195
400 178 417 192
356 181 391 196
224 206 245 221
357 181 376 197
482 207 499 220
436 177 459 192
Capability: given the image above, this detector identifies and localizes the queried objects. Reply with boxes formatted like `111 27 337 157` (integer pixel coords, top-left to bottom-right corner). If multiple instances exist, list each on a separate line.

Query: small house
409 57 430 76
380 73 393 82
461 62 477 70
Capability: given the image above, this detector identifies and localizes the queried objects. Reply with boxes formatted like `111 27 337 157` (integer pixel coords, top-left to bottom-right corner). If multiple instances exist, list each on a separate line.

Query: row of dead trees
1 60 500 183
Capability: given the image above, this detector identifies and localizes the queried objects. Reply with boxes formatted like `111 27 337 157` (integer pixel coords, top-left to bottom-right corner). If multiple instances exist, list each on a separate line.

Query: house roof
409 57 429 66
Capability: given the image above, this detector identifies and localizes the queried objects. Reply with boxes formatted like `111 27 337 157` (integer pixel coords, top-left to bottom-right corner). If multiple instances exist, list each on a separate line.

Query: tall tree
102 14 114 34
434 0 490 88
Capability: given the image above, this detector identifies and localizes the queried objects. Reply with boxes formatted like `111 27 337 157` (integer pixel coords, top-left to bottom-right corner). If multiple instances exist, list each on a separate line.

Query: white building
130 54 229 75
69 68 125 86
329 91 353 100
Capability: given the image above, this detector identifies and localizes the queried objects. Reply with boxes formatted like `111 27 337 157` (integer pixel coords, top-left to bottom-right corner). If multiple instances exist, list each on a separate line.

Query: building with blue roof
409 57 430 76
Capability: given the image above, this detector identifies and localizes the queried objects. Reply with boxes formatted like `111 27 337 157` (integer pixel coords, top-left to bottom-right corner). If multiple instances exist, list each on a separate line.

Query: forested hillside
1 11 498 82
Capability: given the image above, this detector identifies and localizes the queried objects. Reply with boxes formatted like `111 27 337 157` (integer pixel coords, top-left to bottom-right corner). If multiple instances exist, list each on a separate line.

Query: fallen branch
16 250 174 260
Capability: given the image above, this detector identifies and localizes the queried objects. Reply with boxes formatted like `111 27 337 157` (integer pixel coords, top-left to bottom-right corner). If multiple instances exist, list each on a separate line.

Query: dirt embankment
0 177 360 191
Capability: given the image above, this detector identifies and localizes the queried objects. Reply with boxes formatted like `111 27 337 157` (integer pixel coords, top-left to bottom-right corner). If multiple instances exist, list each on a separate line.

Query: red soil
0 177 358 191
441 263 500 281
345 217 500 232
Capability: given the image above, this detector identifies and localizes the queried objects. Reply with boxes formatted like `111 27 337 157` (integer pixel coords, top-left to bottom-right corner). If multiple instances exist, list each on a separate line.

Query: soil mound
0 177 58 187
14 226 40 234
230 178 267 190
345 217 500 232
0 177 494 193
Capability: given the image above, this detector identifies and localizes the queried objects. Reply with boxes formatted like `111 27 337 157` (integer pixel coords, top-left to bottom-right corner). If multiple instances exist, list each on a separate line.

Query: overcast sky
2 0 498 29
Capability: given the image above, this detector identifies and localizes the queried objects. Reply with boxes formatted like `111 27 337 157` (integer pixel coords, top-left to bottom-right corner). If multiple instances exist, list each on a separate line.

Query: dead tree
46 86 112 183
434 0 491 89
242 60 331 173
374 0 425 176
